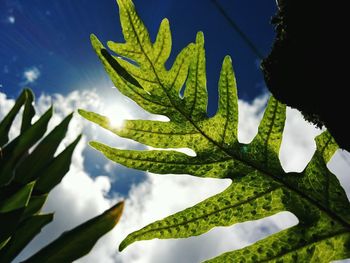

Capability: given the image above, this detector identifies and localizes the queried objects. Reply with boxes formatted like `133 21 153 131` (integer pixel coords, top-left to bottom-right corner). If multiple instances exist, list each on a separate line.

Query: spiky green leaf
15 113 74 184
0 182 34 213
22 202 124 263
80 0 350 261
34 134 81 194
0 89 33 147
0 214 53 263
0 107 53 186
0 182 35 245
20 89 35 133
0 88 123 263
21 195 48 220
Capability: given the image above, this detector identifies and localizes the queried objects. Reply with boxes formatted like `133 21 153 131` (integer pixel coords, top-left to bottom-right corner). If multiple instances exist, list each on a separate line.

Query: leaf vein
131 185 281 239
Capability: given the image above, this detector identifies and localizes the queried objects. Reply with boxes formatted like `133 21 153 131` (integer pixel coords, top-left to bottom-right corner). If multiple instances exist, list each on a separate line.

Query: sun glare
108 116 125 130
104 104 131 130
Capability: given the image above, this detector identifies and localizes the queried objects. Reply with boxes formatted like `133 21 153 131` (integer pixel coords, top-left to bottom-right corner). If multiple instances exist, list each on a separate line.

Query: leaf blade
81 0 350 261
22 202 124 263
0 214 53 263
0 107 53 185
0 89 33 147
120 171 285 251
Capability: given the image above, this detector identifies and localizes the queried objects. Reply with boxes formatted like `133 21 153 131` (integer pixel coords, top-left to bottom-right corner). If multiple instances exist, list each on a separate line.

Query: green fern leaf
79 0 350 261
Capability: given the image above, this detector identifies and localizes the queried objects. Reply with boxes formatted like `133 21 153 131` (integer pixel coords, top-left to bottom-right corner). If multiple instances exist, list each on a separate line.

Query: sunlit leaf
80 0 350 261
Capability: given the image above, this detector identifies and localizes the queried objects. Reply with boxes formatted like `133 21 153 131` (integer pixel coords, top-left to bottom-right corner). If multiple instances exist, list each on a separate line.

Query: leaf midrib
109 150 232 166
127 185 281 239
259 230 348 263
122 4 350 231
125 126 199 135
188 43 200 118
263 100 278 168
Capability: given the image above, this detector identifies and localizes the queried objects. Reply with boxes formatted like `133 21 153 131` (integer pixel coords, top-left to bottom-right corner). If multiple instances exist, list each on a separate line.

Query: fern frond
79 0 350 261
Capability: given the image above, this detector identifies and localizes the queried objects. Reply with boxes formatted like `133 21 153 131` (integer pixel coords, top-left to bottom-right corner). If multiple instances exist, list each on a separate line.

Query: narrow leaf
15 113 74 184
248 96 286 173
22 202 124 263
0 107 53 185
34 134 81 194
0 89 32 147
21 194 48 220
0 209 24 245
0 182 35 245
120 171 284 251
0 214 53 263
212 55 239 146
20 89 35 133
0 182 34 213
205 224 350 263
183 32 208 121
90 141 252 179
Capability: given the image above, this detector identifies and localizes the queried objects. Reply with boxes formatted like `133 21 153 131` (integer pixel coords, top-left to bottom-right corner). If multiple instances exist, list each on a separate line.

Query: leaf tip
23 88 35 100
77 108 88 118
90 33 97 42
315 130 339 163
65 112 74 123
89 141 102 150
196 31 204 45
90 34 103 51
44 105 54 119
118 238 129 252
161 18 169 26
75 134 83 144
28 180 36 188
223 55 232 65
109 201 125 225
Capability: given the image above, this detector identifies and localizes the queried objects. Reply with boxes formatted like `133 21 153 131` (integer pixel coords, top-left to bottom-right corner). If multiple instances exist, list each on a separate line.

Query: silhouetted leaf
0 214 53 262
34 134 81 194
0 89 33 147
22 202 124 263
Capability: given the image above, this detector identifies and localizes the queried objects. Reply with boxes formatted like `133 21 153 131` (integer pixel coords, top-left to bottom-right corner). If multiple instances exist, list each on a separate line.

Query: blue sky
0 0 275 102
1 0 277 196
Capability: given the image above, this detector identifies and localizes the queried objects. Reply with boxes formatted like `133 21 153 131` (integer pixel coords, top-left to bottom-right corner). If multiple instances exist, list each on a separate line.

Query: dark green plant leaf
0 209 23 248
0 182 35 246
80 0 350 261
0 107 53 186
20 89 35 134
0 88 122 262
0 214 53 263
15 113 74 184
0 89 33 147
34 134 81 194
0 182 34 213
21 194 48 220
22 201 124 263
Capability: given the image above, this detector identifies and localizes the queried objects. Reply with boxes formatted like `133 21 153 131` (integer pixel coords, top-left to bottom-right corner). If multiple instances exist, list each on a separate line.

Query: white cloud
23 66 41 84
8 15 15 24
0 92 15 118
1 90 349 263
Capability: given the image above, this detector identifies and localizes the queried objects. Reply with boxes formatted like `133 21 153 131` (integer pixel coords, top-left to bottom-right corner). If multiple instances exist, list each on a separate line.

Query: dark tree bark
262 0 349 152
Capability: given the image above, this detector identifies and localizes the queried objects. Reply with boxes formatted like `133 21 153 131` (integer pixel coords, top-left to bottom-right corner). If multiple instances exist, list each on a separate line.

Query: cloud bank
1 89 349 263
